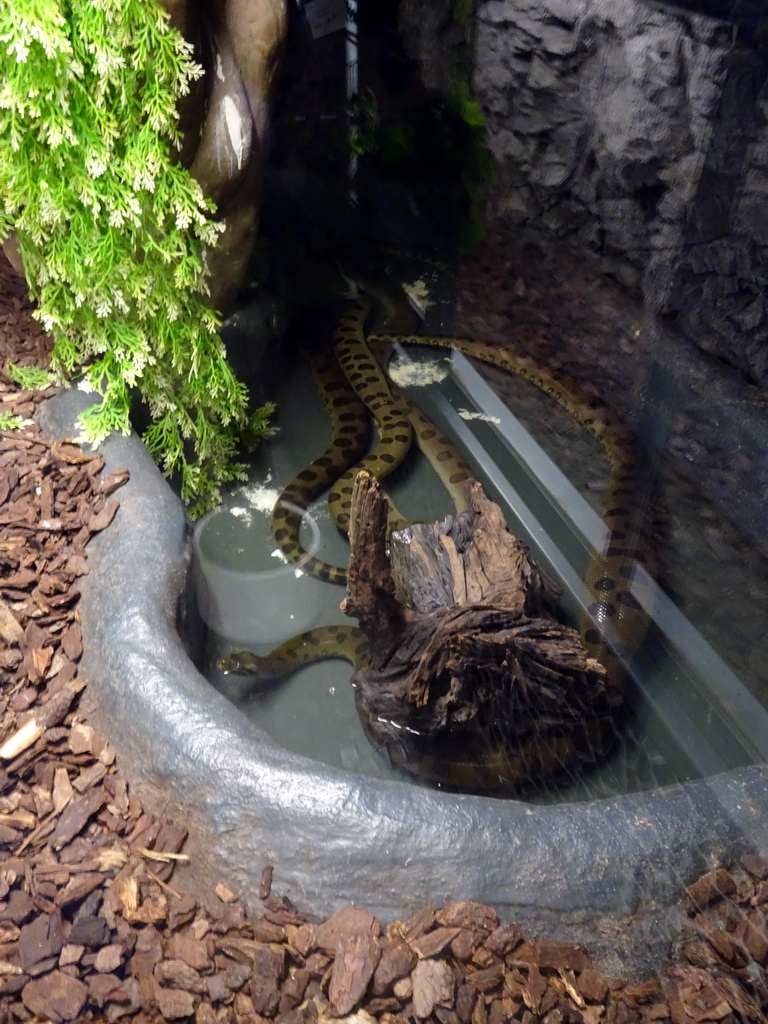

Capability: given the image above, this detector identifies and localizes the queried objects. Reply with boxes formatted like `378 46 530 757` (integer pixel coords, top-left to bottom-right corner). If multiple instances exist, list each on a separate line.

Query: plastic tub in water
193 500 327 645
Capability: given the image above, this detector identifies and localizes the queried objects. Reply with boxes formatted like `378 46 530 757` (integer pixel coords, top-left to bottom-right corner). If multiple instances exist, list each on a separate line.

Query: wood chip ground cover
0 252 766 1023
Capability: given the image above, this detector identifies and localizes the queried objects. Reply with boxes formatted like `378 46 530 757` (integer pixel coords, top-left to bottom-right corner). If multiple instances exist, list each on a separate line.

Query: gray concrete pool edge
37 387 768 978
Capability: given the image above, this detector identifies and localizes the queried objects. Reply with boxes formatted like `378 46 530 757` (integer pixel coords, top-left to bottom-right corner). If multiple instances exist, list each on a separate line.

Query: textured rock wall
403 0 768 386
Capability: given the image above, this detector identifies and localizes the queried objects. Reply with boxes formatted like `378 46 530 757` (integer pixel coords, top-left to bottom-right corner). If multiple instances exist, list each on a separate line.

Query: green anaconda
269 343 370 583
219 291 655 791
271 298 416 584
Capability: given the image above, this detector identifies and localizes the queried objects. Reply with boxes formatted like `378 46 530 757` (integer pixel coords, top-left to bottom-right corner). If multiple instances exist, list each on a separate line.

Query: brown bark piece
218 933 283 963
250 943 285 1015
0 597 23 645
279 966 310 1012
450 929 482 962
329 929 382 1015
35 683 80 730
578 967 609 1004
521 965 547 1015
154 979 197 1019
409 926 461 960
22 969 88 1023
155 957 207 993
412 958 455 1019
94 943 123 973
251 917 287 944
260 863 274 900
485 923 522 957
399 905 437 943
438 902 499 934
167 931 211 970
315 905 381 956
686 869 738 912
534 939 587 972
101 468 130 496
49 787 106 849
19 911 64 973
88 972 129 1008
372 936 418 995
54 870 104 909
467 963 504 993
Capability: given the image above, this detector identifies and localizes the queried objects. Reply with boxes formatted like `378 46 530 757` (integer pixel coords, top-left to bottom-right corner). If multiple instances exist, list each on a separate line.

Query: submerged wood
342 472 615 789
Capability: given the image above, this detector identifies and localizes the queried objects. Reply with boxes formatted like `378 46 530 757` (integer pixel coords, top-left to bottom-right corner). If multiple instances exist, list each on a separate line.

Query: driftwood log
341 472 619 793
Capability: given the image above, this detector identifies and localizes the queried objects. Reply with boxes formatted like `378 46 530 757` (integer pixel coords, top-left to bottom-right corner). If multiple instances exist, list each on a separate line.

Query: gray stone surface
400 0 768 386
35 385 768 979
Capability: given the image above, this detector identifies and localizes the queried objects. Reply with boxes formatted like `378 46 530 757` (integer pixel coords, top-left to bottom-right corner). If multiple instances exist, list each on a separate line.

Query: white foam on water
388 356 450 388
458 409 501 425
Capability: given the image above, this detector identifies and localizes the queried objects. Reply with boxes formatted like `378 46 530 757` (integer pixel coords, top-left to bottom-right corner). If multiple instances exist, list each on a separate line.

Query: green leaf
0 411 30 430
7 362 57 390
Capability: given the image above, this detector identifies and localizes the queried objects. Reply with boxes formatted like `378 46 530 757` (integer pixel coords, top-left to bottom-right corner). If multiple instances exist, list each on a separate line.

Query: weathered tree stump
342 472 618 793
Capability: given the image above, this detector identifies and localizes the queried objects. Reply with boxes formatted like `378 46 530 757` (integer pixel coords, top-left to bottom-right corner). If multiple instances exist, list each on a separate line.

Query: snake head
217 651 264 676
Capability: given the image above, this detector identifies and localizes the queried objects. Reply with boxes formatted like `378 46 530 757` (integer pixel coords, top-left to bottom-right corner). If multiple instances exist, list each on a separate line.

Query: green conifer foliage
0 0 273 516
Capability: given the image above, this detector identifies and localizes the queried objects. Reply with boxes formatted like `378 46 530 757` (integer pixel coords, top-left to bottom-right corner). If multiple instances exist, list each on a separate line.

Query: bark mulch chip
0 250 767 1022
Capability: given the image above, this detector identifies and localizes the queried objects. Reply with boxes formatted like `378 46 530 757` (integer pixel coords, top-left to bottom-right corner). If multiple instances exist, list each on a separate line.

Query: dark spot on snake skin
589 600 616 618
296 469 318 483
336 513 349 526
380 453 396 464
394 433 410 443
328 491 341 504
421 428 436 440
617 565 637 579
583 628 602 645
304 632 321 646
594 576 616 591
341 485 353 494
606 547 629 559
339 412 360 422
315 456 333 467
436 450 451 463
616 591 641 610
273 528 289 542
449 472 470 484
